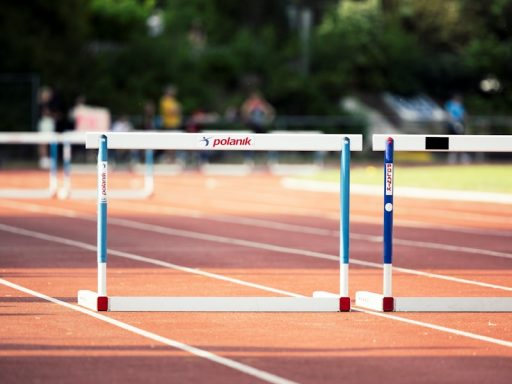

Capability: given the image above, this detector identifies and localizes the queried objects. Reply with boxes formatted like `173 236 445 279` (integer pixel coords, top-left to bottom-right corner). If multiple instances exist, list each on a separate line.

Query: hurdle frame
355 134 512 312
0 132 59 198
58 131 155 200
77 132 362 312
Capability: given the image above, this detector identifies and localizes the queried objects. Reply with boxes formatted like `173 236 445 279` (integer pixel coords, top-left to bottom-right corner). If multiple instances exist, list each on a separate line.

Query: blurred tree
1 0 511 120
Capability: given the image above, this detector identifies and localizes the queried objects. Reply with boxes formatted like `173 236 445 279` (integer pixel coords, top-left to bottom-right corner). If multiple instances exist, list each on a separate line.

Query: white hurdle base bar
355 291 512 312
78 290 349 312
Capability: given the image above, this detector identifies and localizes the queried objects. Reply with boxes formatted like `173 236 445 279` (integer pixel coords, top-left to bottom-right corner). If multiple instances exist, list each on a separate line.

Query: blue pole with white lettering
97 135 108 298
383 137 394 298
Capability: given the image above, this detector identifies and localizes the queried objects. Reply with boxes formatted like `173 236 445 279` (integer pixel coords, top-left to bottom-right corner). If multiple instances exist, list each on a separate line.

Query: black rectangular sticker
425 137 449 150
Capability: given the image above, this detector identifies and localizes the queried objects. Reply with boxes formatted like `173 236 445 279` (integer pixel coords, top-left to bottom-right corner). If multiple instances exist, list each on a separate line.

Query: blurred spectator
159 85 182 131
111 115 136 166
37 86 56 169
444 94 465 135
444 94 470 164
240 91 275 134
112 115 133 133
142 101 157 131
158 85 184 164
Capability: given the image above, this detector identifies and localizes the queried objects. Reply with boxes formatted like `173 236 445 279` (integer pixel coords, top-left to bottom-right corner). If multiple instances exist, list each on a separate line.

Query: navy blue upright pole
383 137 394 297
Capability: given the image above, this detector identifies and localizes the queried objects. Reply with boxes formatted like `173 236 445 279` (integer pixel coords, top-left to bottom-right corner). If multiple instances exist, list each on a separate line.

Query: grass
305 164 512 194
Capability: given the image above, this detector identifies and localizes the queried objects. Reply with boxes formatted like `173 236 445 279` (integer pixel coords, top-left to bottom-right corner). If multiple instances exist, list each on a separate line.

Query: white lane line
1 201 511 292
0 278 299 384
352 306 512 348
3 200 512 263
1 238 511 350
72 199 512 259
121 198 512 238
0 223 301 298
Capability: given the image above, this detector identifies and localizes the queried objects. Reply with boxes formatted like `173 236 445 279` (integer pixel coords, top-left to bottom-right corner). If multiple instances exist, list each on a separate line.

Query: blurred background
0 0 511 160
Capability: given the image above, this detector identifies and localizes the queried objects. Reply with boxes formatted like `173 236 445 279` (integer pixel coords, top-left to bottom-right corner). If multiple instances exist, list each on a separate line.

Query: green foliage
1 0 511 123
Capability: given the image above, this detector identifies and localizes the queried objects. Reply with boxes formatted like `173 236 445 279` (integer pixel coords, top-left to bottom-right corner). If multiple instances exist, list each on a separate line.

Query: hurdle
58 131 154 199
0 132 58 198
355 134 512 312
77 132 362 311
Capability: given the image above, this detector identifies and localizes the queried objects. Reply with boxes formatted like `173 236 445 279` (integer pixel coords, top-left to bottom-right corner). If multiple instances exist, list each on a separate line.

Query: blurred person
111 115 136 167
159 85 182 131
444 94 470 164
142 100 157 131
37 86 56 169
240 90 275 134
158 85 184 165
240 91 275 166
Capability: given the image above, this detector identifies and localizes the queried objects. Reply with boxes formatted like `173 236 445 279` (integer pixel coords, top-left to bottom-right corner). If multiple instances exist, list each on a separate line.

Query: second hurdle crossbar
77 132 362 312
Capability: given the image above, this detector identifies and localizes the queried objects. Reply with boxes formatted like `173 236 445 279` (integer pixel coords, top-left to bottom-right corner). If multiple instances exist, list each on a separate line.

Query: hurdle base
78 290 350 312
355 291 512 312
0 188 57 199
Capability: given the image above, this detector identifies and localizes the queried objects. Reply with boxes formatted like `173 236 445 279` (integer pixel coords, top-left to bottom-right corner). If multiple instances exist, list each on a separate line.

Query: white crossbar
86 132 363 151
78 290 340 312
373 134 512 152
0 132 59 144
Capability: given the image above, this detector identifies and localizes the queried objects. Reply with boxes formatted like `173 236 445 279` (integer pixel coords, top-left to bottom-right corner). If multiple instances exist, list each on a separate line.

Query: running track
1 170 511 383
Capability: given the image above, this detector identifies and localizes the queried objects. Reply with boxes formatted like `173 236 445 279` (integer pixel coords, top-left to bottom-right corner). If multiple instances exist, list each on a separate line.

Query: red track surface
1 170 512 383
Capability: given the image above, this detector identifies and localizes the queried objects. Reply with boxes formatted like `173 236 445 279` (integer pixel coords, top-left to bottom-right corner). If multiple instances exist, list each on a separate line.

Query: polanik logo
199 136 253 148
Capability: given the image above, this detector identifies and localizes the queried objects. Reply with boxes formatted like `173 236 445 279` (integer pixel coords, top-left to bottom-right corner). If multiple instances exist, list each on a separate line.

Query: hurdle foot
78 290 109 311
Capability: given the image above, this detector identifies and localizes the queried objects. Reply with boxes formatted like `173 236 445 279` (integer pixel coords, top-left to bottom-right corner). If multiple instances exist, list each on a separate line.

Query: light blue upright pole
383 137 394 298
97 135 108 298
144 149 154 196
61 141 72 198
339 137 351 310
49 141 58 195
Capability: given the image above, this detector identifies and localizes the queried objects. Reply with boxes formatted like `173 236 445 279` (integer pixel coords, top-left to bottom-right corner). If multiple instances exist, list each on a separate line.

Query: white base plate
78 290 342 312
0 188 56 199
355 291 512 312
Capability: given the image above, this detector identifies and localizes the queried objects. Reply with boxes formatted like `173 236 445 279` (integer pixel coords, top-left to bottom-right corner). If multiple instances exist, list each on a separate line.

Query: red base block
383 297 394 312
97 296 109 311
339 297 351 312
